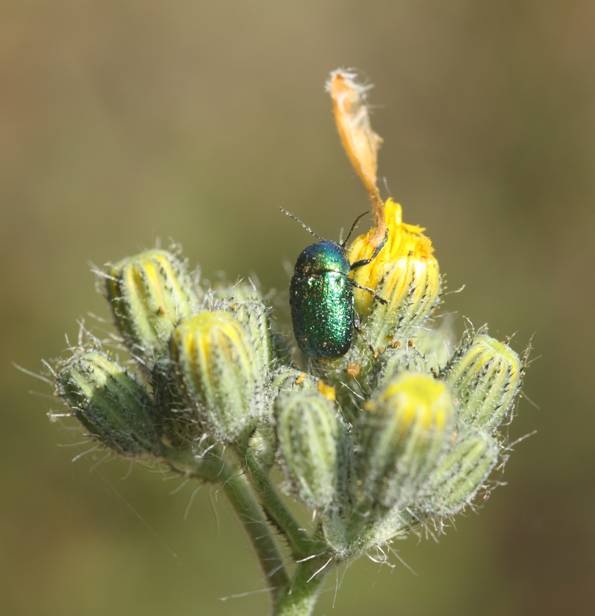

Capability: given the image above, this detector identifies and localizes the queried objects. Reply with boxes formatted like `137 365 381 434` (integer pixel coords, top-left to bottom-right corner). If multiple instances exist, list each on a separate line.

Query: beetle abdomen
290 271 354 358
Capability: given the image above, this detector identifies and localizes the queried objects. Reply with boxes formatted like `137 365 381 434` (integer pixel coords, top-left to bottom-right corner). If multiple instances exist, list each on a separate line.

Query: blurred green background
2 1 594 614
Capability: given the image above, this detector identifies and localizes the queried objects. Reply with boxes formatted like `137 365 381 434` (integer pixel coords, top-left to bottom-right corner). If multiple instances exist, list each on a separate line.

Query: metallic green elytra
289 232 387 358
290 241 353 358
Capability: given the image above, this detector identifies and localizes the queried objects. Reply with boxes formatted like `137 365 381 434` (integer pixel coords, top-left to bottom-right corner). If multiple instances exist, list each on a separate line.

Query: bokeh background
2 1 594 615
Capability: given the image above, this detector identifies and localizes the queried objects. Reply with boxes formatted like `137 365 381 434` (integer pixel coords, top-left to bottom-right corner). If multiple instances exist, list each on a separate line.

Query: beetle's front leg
349 228 389 271
349 280 388 305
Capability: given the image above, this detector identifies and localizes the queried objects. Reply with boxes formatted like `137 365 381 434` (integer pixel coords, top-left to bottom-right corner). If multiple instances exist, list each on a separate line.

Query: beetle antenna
341 211 368 247
280 208 324 241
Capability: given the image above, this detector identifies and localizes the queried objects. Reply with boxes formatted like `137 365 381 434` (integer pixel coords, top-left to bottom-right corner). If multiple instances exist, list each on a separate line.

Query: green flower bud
170 311 260 443
56 351 159 457
414 317 456 374
215 283 272 377
277 391 349 512
105 250 197 362
270 366 320 397
422 430 499 516
356 505 413 553
246 422 277 470
375 343 427 392
152 358 199 448
446 334 522 432
152 360 226 483
360 372 454 508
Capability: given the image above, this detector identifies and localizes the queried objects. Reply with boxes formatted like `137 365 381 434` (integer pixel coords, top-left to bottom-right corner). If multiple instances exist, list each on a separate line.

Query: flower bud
422 430 499 516
151 359 226 482
375 344 427 392
270 366 319 396
276 391 349 512
170 311 259 443
105 250 198 361
56 351 159 457
246 422 277 470
446 334 522 432
215 283 272 377
415 317 456 373
348 199 441 350
360 372 454 508
152 358 200 448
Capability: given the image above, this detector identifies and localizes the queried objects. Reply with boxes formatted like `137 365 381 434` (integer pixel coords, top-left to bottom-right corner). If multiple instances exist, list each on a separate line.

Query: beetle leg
354 310 361 331
349 228 389 271
353 315 379 357
349 280 388 305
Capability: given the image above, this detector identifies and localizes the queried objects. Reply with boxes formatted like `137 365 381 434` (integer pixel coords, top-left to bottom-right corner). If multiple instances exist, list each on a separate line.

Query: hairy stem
220 467 290 597
273 554 333 616
167 448 289 601
243 449 322 559
167 447 330 611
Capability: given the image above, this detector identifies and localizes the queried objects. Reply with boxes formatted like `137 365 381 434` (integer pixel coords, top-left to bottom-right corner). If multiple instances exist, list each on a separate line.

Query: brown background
2 1 594 615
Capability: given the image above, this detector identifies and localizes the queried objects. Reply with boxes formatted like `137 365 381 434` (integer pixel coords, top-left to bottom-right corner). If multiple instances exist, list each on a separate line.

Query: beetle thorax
294 241 350 275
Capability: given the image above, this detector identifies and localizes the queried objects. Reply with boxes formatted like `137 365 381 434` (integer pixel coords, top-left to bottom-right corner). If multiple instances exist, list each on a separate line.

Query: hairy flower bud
361 372 454 508
105 250 197 361
270 366 319 396
446 334 522 432
422 430 499 516
170 311 260 443
152 358 199 448
375 344 427 392
348 199 441 350
150 359 227 482
415 317 456 373
216 283 273 377
56 351 159 456
246 422 277 470
277 391 349 512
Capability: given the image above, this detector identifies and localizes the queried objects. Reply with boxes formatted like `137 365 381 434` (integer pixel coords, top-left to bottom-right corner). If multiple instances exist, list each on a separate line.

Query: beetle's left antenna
280 208 324 241
341 211 368 247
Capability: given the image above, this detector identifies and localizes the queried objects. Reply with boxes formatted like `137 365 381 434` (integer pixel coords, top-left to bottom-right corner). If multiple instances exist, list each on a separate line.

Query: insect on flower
285 209 387 358
286 70 390 359
44 68 528 616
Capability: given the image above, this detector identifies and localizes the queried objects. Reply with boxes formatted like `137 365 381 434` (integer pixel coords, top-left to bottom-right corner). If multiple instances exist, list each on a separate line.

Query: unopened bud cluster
52 204 526 564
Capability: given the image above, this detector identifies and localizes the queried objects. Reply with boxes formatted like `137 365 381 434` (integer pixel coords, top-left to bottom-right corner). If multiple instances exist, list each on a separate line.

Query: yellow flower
348 199 441 347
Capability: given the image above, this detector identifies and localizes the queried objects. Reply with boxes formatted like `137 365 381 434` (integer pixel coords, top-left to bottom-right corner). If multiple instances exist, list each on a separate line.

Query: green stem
166 447 334 612
273 554 333 616
165 448 289 599
243 449 321 559
220 468 290 596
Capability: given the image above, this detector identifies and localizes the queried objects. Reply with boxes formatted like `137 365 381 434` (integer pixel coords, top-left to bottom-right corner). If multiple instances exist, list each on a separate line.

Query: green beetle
284 210 387 359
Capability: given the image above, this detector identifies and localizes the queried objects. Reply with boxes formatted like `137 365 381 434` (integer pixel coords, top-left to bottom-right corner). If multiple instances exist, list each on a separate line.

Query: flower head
170 311 262 443
446 332 523 432
105 249 197 362
56 350 159 457
360 372 454 508
45 69 531 608
349 199 441 349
